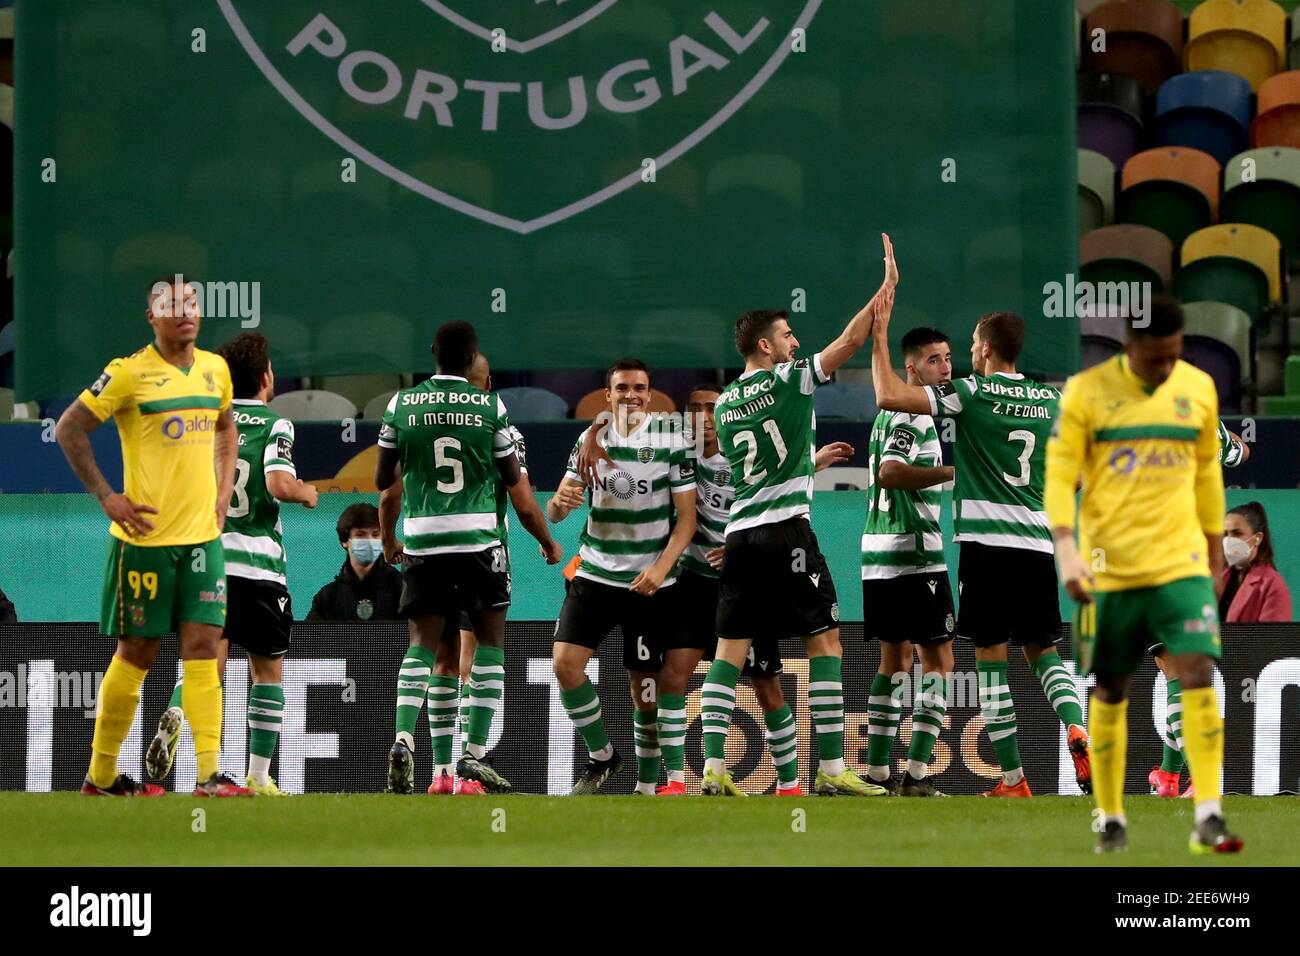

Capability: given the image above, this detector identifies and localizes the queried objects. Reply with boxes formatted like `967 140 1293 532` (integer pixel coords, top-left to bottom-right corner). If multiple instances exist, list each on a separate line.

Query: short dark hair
684 382 722 405
975 311 1025 364
606 357 650 388
147 274 196 310
217 332 270 400
433 321 478 376
735 309 788 358
901 327 950 361
1228 501 1275 567
1128 295 1184 339
336 503 380 544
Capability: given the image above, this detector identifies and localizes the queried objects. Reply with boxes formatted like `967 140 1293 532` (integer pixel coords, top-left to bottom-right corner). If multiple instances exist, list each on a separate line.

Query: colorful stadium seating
1155 70 1252 165
1179 223 1282 332
1078 71 1145 168
1186 0 1288 93
1118 147 1220 247
495 387 569 422
1253 70 1300 147
1181 300 1254 411
267 389 357 422
1221 147 1300 251
1078 148 1117 233
1083 0 1184 94
1081 224 1175 291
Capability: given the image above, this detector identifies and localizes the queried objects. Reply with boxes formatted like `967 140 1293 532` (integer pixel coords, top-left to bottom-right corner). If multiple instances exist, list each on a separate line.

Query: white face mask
1223 535 1256 568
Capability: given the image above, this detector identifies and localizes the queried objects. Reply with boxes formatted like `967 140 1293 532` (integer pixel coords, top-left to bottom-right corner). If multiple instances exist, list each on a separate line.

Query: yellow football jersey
78 344 233 547
1045 355 1224 592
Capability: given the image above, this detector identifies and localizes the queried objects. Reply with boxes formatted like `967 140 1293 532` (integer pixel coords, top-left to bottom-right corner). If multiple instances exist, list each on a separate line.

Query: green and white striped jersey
861 410 946 579
379 375 516 556
495 424 528 547
923 372 1059 554
680 450 733 580
1217 419 1245 468
715 353 830 534
222 399 296 587
564 413 696 588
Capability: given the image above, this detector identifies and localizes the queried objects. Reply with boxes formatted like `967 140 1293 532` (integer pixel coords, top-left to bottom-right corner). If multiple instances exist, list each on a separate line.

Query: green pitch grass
2 794 1296 866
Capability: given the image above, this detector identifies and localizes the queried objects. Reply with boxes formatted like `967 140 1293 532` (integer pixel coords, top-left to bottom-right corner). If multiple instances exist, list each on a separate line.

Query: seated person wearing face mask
307 503 403 621
1220 501 1292 624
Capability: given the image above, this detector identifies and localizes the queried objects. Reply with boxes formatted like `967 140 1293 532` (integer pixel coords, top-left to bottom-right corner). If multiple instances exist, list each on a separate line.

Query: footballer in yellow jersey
1045 297 1241 856
55 277 248 798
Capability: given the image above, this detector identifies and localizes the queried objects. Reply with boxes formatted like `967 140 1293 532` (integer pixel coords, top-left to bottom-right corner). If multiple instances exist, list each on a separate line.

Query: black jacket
307 558 403 622
0 583 15 623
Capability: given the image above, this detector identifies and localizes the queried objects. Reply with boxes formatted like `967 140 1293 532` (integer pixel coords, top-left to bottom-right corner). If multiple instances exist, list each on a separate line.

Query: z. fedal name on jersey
981 379 1055 420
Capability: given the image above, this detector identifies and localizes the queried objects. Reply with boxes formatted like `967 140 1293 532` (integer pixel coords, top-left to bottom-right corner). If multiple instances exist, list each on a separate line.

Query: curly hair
217 332 270 400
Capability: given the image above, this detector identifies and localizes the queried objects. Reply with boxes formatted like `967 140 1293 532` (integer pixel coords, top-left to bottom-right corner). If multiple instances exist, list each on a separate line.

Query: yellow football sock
1180 687 1223 806
89 655 148 788
183 658 223 782
1088 694 1127 822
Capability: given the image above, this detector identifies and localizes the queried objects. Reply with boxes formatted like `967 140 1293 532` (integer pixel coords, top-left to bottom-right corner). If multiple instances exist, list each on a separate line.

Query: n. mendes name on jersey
221 399 296 587
565 414 696 588
379 375 516 556
925 372 1060 554
715 353 830 534
862 410 946 578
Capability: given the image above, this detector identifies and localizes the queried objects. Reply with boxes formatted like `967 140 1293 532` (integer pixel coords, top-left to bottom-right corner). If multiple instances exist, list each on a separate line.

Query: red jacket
1220 563 1294 623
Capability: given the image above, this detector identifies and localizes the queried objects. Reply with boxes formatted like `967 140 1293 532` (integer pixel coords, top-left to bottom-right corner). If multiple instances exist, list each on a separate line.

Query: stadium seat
361 390 398 421
1291 7 1300 69
495 387 569 422
1082 0 1183 94
704 153 805 226
1180 301 1253 412
574 388 676 419
1186 0 1287 93
314 374 405 412
267 389 357 422
1078 149 1117 234
1080 336 1123 369
0 386 12 422
813 384 877 420
530 370 607 410
1117 147 1220 248
1252 70 1300 148
1221 147 1300 252
1080 224 1174 291
1155 71 1252 165
289 161 390 235
1077 71 1145 169
10 400 40 421
1177 223 1282 330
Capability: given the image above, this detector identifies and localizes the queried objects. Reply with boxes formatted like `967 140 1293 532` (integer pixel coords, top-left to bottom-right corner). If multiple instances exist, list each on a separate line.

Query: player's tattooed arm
55 400 158 537
630 487 696 596
508 478 564 565
379 472 404 564
547 476 588 523
878 460 954 489
820 233 898 378
213 408 238 532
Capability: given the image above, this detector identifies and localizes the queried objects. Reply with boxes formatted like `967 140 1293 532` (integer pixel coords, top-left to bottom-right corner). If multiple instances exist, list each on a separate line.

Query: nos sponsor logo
217 0 822 233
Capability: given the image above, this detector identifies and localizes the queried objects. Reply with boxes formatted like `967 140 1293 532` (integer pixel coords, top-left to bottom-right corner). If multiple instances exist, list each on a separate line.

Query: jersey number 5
433 436 465 494
732 420 787 483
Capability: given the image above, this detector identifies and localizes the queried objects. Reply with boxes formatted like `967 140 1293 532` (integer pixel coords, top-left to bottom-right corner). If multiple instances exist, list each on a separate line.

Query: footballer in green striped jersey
860 327 957 797
549 358 698 795
378 350 560 796
872 303 1092 798
145 332 319 796
697 233 898 800
375 321 560 796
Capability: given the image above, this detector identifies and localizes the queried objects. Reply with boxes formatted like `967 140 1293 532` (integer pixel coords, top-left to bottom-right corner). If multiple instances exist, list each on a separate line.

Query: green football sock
633 707 660 788
907 672 948 773
865 670 903 779
168 677 183 712
763 704 799 788
1031 649 1085 729
247 683 284 784
977 660 1022 777
700 659 740 765
657 692 687 781
561 679 611 758
1160 677 1185 773
426 674 458 770
461 645 504 759
394 645 435 750
809 655 845 773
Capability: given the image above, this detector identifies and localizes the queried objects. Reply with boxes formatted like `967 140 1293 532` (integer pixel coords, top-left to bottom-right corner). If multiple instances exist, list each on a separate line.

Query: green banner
17 0 1076 399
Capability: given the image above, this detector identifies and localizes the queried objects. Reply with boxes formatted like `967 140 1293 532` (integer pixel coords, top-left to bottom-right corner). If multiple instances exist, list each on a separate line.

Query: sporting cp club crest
217 0 822 233
637 446 654 464
356 598 374 621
